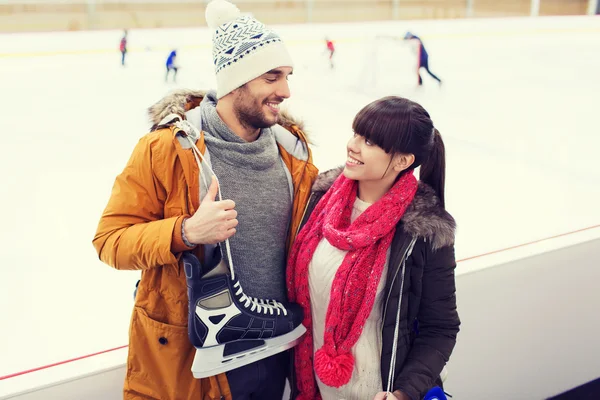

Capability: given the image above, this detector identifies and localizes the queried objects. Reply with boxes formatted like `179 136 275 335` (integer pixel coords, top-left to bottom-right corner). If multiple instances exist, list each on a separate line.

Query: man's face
232 67 293 131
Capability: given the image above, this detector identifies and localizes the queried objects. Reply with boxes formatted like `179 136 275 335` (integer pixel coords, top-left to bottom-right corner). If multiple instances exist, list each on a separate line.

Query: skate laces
172 118 290 317
233 281 288 315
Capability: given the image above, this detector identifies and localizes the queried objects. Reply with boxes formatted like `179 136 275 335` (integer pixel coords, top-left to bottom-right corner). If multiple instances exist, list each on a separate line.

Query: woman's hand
373 390 410 400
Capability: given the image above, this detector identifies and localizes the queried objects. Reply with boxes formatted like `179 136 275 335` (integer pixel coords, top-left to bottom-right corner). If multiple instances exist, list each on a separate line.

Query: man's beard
233 87 277 132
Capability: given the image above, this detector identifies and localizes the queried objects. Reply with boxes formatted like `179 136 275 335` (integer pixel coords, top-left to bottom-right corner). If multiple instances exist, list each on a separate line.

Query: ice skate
183 252 305 378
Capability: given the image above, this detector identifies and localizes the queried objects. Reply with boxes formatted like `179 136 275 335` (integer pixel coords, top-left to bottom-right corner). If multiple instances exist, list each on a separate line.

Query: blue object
404 32 429 64
424 386 447 400
166 50 177 68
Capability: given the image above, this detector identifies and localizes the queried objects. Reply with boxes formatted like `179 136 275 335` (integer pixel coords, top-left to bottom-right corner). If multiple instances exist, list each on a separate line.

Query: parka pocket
126 307 200 400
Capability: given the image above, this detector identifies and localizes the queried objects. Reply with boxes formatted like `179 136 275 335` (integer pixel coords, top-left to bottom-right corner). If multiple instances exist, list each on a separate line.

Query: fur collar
147 89 306 133
312 167 456 250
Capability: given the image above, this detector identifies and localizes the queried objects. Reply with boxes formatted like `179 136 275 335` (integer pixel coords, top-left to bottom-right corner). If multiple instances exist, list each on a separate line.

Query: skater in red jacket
119 30 128 66
325 37 335 69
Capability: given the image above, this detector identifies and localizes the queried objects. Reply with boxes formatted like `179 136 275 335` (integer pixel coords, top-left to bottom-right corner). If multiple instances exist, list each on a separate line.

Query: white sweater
308 197 389 400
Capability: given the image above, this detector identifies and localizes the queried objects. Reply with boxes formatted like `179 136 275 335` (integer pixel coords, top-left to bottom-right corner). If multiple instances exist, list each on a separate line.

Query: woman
287 96 460 400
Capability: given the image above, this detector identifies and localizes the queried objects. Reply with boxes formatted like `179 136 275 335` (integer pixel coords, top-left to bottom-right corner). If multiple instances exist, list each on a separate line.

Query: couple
92 1 460 399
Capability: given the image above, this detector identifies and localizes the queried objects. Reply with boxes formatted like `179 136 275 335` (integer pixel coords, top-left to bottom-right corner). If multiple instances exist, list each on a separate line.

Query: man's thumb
201 176 218 204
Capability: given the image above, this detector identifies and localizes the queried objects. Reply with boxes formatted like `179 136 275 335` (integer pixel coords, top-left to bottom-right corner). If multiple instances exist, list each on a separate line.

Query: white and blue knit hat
206 0 294 98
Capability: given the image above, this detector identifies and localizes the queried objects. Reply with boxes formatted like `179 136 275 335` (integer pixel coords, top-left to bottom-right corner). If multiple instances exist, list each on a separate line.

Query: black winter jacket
293 167 460 400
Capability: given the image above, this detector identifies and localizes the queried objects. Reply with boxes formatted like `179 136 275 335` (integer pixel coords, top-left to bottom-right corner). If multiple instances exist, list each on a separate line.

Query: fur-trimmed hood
147 89 306 133
312 167 456 250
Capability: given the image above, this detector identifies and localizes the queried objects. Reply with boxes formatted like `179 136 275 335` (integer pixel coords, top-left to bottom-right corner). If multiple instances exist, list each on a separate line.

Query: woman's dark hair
352 96 446 208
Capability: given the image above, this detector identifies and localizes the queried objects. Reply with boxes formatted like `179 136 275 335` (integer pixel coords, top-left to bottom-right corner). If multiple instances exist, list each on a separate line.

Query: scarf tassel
314 347 355 387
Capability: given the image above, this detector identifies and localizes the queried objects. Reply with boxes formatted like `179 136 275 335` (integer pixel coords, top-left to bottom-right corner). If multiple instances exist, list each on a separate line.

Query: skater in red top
119 29 128 66
325 37 335 69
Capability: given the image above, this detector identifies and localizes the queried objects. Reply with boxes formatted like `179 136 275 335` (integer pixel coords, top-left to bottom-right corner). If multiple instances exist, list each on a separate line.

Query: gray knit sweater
199 92 292 302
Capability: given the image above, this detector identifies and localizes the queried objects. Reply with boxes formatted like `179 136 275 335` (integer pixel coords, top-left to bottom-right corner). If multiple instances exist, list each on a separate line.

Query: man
404 31 442 86
93 0 318 398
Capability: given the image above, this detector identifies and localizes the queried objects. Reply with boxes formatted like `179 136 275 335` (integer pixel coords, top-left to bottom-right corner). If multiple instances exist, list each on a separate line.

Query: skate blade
191 324 307 378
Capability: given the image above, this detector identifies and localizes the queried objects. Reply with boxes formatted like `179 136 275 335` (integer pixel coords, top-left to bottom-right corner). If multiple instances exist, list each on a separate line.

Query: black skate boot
183 252 305 379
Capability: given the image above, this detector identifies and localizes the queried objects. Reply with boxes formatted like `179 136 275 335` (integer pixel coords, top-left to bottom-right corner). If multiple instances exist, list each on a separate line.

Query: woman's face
343 133 398 182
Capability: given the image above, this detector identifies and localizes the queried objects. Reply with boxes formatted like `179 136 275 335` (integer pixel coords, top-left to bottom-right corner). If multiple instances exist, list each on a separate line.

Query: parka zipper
384 236 417 392
382 236 417 324
295 192 314 238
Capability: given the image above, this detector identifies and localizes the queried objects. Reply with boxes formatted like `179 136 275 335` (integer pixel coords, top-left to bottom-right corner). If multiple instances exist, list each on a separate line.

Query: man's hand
183 176 238 245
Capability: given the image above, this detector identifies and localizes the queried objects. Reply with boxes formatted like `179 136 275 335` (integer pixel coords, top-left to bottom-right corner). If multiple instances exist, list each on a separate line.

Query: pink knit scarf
287 172 418 400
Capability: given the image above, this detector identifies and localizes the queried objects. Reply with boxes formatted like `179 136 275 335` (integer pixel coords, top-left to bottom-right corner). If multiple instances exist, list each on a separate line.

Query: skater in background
165 49 179 82
93 0 317 399
119 29 128 66
325 37 335 69
288 96 459 400
404 32 442 86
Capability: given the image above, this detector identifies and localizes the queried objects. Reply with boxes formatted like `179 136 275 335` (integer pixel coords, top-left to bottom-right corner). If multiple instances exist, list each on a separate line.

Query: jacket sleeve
92 136 185 270
394 244 461 400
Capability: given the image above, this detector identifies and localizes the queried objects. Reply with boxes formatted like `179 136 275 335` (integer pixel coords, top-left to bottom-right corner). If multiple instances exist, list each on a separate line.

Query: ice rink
1 15 599 393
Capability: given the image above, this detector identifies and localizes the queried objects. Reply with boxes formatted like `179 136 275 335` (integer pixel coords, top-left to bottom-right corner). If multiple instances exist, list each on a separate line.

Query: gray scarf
198 91 292 302
200 93 279 170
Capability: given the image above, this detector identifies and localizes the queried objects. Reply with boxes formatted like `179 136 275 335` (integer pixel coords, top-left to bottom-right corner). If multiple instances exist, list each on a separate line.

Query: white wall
4 236 599 400
451 238 600 399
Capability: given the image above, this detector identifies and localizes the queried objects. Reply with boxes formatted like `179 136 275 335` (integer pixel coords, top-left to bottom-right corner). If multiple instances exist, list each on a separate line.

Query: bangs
352 96 413 154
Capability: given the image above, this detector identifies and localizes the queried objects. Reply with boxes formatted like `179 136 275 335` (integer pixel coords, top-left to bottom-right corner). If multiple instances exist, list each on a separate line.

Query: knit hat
205 0 294 99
